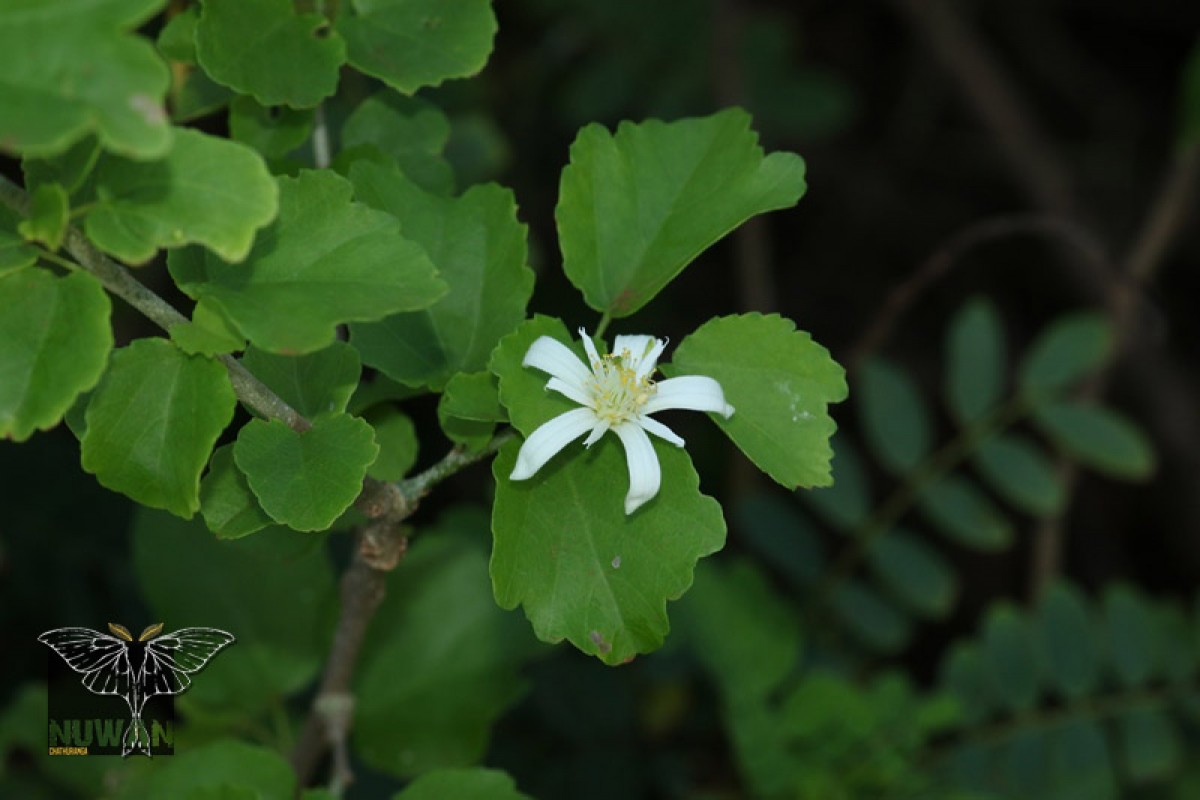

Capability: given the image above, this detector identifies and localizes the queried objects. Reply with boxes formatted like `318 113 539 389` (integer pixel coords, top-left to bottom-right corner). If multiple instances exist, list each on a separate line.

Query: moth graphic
39 623 235 757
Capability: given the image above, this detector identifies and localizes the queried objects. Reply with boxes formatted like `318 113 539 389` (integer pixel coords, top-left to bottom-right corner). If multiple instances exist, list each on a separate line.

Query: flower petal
637 414 685 447
644 375 735 418
510 407 597 480
523 336 592 388
614 334 666 380
546 376 594 408
614 421 661 514
582 419 610 447
578 327 602 368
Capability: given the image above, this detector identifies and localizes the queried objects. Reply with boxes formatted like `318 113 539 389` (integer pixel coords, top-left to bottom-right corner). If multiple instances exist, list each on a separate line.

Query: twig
848 215 1115 372
1030 143 1200 599
885 0 1075 219
289 432 514 788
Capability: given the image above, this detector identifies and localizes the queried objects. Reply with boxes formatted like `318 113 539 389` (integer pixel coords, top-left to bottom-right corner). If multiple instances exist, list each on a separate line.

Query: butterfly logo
39 623 235 757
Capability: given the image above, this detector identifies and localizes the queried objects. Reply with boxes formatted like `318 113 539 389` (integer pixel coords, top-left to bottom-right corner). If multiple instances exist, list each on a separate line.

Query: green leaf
364 406 418 481
157 6 199 62
170 302 247 357
355 518 537 777
557 109 806 317
169 65 235 123
17 182 69 250
982 604 1040 713
199 444 274 539
393 768 533 800
348 160 532 388
195 0 345 108
1033 402 1155 480
131 508 335 712
857 357 930 474
169 169 446 354
665 313 847 488
233 413 379 531
1050 719 1117 800
85 128 278 264
22 135 102 197
918 475 1013 551
0 268 111 441
1036 582 1101 700
831 580 911 652
118 739 295 799
731 494 826 589
82 338 236 517
946 297 1006 423
229 96 314 159
242 341 360 418
438 370 505 451
336 0 497 94
803 435 870 530
1103 584 1160 687
679 558 801 704
1118 708 1181 783
940 643 994 725
491 437 724 664
1020 312 1112 396
0 206 39 275
867 529 956 618
975 433 1065 516
341 91 454 193
0 0 171 159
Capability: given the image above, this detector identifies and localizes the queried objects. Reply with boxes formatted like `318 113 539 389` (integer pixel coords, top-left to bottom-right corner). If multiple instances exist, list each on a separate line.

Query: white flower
510 328 734 514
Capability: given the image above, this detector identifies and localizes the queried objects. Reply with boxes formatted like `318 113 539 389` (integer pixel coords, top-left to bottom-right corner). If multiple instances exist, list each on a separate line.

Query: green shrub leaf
666 313 847 488
169 169 446 354
85 128 278 264
867 529 956 618
0 268 111 441
195 0 345 108
857 357 930 474
17 182 69 250
557 109 806 317
982 604 1040 713
82 338 236 517
1036 582 1101 700
1118 709 1181 783
975 433 1065 516
1033 401 1155 480
228 96 314 159
918 475 1013 551
234 413 379 531
393 768 533 800
241 341 361 419
0 0 171 158
364 406 419 481
337 0 497 94
1103 584 1160 688
117 738 295 799
348 161 532 389
1020 312 1111 396
437 370 505 452
341 91 454 194
355 520 538 777
946 297 1006 423
731 495 826 589
831 580 911 652
803 435 870 530
199 444 274 540
0 206 39 275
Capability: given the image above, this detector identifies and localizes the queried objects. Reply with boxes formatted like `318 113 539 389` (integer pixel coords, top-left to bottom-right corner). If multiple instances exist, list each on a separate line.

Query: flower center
589 350 655 425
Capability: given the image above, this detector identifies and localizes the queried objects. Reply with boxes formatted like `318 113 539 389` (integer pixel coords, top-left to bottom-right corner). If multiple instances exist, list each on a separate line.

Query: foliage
0 2 1189 799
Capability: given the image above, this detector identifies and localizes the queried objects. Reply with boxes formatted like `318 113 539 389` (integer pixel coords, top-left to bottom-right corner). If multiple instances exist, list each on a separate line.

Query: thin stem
35 248 81 273
594 311 612 339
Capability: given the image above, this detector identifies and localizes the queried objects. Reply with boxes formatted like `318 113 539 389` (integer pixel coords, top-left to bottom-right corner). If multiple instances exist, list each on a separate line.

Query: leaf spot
589 630 612 654
128 94 166 126
611 555 621 569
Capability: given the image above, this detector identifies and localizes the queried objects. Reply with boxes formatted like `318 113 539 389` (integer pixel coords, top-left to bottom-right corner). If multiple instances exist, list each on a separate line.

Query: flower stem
595 311 613 338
